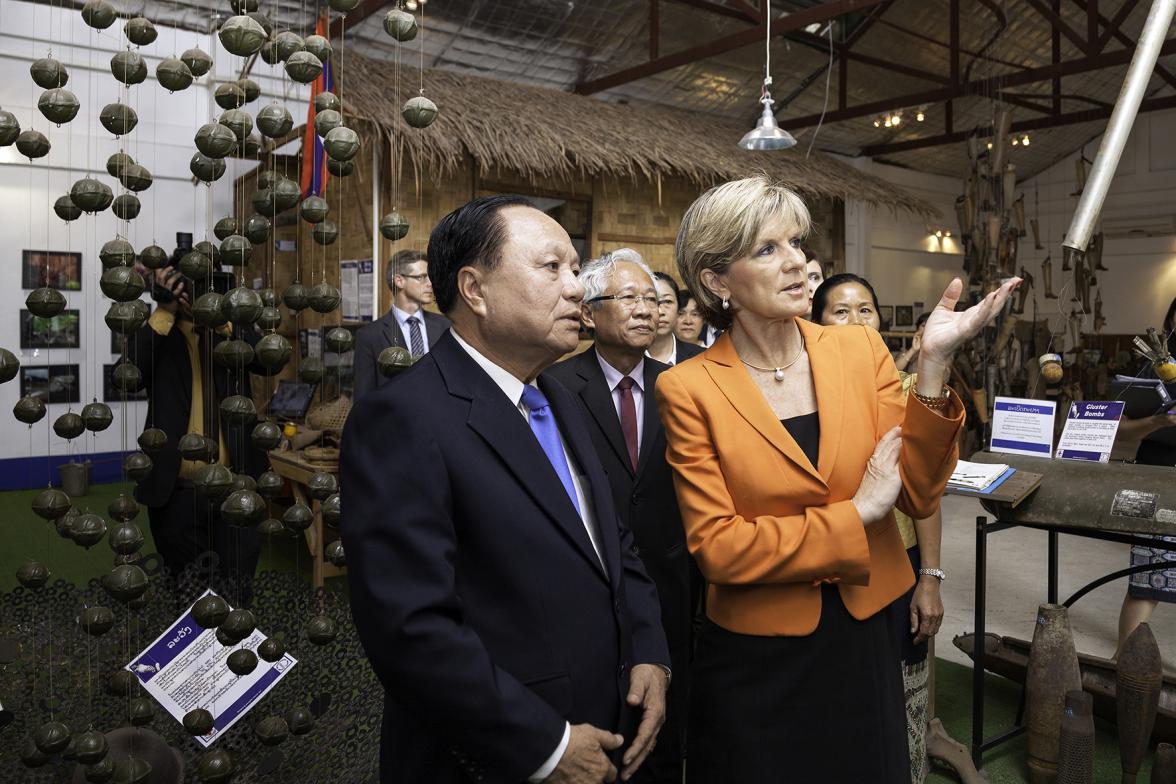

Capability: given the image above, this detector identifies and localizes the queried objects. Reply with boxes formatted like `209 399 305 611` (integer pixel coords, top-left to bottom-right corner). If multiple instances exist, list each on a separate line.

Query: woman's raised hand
919 277 1020 366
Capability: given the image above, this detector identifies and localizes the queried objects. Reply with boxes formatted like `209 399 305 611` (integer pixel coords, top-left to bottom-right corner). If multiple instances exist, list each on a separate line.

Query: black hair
652 271 680 297
802 246 819 263
811 273 881 325
677 290 697 310
427 194 535 313
915 311 931 329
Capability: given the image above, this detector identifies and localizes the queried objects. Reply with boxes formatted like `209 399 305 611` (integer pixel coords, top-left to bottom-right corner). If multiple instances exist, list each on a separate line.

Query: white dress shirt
393 304 430 352
596 353 646 455
451 329 606 782
646 334 679 366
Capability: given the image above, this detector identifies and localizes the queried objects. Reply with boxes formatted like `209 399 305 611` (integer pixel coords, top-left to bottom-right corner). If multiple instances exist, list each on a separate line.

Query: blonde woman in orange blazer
655 176 1018 783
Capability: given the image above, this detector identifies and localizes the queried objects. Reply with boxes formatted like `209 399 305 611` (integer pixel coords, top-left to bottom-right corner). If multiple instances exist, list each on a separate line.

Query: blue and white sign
990 397 1057 457
126 590 298 747
1056 401 1125 462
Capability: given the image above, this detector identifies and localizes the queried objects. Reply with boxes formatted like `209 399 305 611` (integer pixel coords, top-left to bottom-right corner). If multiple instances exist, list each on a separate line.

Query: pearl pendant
773 368 785 382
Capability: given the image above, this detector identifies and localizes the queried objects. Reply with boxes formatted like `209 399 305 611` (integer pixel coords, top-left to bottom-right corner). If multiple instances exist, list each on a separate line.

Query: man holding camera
124 239 267 601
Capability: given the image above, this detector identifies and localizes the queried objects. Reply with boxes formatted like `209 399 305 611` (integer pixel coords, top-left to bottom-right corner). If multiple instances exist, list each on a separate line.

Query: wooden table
268 449 345 589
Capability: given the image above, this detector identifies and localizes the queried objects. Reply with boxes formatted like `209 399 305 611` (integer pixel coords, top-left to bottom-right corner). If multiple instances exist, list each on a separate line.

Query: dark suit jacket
341 330 669 784
124 314 268 508
674 338 704 366
352 308 450 400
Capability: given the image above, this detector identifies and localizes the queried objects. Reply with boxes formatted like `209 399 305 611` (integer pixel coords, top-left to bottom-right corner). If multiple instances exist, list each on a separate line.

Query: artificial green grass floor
0 482 1159 782
0 481 314 594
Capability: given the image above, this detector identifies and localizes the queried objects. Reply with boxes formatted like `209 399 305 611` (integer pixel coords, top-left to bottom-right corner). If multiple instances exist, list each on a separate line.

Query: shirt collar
450 329 530 409
646 334 677 366
392 304 422 329
596 351 645 393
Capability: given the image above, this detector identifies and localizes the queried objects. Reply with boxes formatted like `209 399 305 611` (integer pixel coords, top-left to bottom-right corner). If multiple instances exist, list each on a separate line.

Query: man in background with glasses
353 249 451 399
549 249 692 784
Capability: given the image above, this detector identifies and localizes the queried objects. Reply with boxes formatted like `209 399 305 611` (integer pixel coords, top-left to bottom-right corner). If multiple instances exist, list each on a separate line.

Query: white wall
844 159 966 318
847 109 1176 345
0 0 306 463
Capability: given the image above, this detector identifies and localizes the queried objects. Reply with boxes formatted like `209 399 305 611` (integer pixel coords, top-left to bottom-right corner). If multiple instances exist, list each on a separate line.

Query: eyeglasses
400 273 430 282
588 294 659 310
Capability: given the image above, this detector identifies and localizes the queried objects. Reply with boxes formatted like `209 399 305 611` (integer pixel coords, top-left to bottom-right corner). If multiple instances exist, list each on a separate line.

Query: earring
722 298 729 311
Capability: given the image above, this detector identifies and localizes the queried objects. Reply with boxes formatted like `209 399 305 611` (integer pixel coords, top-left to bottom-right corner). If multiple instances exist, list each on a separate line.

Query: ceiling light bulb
874 118 881 127
1012 137 1019 146
916 111 925 122
1022 134 1030 146
892 115 900 126
405 0 418 8
945 231 952 237
987 141 993 150
935 230 943 238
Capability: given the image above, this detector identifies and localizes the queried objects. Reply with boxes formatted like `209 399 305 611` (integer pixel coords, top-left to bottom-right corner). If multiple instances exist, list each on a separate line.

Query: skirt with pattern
1129 535 1176 602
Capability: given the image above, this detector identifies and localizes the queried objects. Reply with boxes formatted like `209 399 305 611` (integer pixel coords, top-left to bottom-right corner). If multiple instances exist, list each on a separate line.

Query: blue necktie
406 316 425 357
520 385 582 518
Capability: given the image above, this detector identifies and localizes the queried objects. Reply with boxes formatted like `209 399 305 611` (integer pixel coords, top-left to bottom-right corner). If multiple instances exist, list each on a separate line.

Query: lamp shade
738 96 796 151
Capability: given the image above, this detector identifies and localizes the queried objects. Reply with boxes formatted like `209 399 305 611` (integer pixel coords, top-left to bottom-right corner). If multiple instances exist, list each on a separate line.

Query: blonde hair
675 175 811 330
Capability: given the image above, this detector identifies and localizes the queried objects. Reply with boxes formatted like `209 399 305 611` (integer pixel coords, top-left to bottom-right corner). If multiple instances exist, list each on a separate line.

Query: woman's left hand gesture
919 277 1021 366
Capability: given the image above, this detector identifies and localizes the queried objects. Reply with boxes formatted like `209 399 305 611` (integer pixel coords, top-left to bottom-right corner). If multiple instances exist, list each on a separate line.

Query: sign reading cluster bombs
38 88 80 125
156 57 194 91
30 57 68 89
181 46 212 76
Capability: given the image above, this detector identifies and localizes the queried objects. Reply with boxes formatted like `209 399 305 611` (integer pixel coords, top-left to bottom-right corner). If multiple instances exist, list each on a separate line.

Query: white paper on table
1055 401 1125 462
126 590 297 747
989 397 1057 458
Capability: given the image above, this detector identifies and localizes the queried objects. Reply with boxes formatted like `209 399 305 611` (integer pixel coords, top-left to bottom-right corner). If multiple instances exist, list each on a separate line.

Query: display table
965 452 1176 767
268 449 345 589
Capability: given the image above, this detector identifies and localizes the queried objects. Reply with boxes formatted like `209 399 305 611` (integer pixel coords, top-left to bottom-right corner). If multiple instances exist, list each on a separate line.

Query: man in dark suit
125 263 267 598
342 195 670 784
548 252 692 784
352 249 450 399
646 268 704 366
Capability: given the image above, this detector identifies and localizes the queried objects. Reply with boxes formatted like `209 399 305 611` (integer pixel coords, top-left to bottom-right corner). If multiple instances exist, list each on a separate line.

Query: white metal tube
371 137 381 320
1063 0 1176 253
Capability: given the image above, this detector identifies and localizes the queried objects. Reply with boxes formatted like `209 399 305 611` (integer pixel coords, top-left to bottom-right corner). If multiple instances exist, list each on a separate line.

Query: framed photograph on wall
878 306 894 329
20 309 80 349
895 305 914 328
22 250 82 290
19 364 80 404
103 363 148 401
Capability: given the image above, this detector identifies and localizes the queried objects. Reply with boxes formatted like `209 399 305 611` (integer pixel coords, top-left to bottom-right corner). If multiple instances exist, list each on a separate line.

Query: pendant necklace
739 342 805 382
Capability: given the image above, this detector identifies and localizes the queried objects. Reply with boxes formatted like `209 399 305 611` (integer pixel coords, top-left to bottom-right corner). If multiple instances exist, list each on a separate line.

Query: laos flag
300 13 333 197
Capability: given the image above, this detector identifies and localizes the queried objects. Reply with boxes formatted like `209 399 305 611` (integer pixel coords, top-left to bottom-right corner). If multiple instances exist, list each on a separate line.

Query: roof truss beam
663 0 760 24
1023 0 1092 54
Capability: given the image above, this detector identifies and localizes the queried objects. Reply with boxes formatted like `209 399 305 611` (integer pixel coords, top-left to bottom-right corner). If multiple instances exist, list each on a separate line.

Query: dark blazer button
613 599 621 615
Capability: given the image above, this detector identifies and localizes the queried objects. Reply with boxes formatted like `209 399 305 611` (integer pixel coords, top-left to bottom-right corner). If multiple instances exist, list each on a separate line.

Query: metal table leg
972 514 987 767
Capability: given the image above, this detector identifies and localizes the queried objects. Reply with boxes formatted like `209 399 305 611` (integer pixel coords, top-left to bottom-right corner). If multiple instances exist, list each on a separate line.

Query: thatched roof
343 54 939 218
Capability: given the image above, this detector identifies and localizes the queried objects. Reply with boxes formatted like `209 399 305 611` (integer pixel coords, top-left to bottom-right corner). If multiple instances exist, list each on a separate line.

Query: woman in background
657 175 1017 782
675 293 705 346
813 272 946 784
802 248 826 320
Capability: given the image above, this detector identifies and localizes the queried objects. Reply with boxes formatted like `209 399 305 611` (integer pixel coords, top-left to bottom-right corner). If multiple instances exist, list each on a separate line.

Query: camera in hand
152 231 233 304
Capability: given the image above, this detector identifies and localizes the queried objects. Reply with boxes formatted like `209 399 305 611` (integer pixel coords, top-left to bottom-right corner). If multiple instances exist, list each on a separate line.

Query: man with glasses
645 270 704 366
353 249 450 399
549 250 692 784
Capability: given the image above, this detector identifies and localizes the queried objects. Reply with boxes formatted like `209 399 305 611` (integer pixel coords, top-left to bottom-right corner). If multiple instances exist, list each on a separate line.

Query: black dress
686 412 909 783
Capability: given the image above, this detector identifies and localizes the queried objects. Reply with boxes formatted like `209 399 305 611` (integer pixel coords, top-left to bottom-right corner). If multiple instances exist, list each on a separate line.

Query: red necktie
617 376 638 471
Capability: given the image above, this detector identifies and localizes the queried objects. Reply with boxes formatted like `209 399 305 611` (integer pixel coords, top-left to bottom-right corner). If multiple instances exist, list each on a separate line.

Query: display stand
966 452 1176 767
268 449 345 589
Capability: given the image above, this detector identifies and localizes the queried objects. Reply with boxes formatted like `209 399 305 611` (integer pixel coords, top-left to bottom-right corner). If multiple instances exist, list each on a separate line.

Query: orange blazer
654 320 963 636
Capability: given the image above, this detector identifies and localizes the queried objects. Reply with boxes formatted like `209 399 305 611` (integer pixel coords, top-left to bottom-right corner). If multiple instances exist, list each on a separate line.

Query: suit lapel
799 319 844 480
574 349 634 477
433 336 608 581
703 333 824 484
634 360 664 479
542 376 618 584
383 312 405 349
